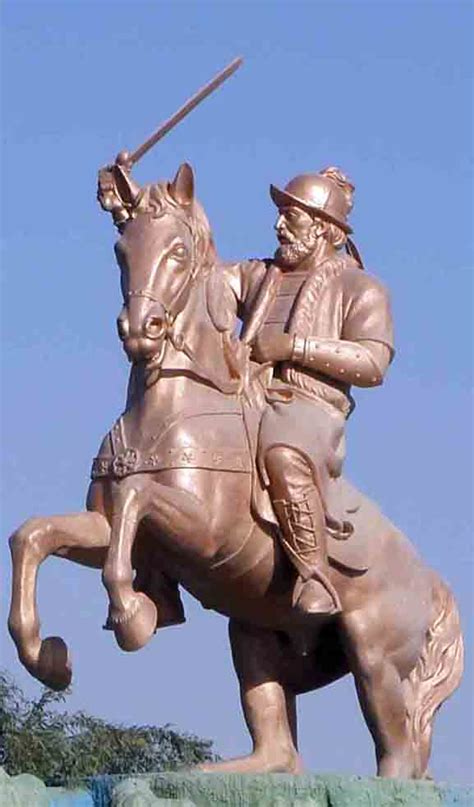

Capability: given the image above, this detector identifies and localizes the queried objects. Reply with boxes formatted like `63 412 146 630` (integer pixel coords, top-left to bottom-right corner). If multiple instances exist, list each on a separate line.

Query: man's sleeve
342 271 395 359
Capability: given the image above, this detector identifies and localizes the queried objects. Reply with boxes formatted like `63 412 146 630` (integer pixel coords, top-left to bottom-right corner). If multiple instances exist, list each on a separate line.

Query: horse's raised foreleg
101 476 158 652
342 609 418 778
199 620 303 774
102 476 213 652
8 511 110 690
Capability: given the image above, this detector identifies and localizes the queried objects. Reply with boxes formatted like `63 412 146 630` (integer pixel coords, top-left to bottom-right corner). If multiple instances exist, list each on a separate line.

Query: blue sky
1 0 473 783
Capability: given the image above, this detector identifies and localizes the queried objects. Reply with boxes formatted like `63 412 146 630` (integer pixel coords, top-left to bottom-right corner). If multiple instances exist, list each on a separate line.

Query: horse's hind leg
8 511 110 690
342 609 417 778
199 620 303 774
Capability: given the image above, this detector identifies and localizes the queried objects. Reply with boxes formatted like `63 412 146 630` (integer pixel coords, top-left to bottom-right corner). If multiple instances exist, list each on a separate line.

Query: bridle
125 211 241 395
124 207 198 343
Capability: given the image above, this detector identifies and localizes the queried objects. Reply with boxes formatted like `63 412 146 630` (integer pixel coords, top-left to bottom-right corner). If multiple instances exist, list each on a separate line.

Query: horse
8 162 463 780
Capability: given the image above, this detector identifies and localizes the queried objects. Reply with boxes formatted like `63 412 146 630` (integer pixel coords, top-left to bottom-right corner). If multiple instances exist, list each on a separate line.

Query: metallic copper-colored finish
270 168 354 233
8 126 463 779
124 57 243 168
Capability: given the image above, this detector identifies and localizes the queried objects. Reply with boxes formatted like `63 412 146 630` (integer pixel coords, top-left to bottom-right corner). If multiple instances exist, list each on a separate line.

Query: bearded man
220 166 394 617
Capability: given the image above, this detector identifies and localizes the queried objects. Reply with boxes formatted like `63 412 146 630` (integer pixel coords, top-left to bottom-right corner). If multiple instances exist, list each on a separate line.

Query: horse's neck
128 272 236 430
163 273 230 378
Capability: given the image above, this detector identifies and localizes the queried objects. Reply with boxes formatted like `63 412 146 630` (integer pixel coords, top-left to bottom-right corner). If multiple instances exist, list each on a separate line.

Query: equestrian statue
8 59 463 780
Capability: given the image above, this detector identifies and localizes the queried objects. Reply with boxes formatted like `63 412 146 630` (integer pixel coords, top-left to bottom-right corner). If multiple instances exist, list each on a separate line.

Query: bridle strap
127 289 161 303
125 207 238 393
125 198 200 313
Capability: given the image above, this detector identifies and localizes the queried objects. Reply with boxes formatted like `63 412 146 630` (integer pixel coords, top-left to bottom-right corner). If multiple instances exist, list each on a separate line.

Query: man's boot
272 494 342 617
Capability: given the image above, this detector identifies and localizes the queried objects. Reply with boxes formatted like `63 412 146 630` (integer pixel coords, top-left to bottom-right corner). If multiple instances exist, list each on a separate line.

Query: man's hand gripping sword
97 57 243 224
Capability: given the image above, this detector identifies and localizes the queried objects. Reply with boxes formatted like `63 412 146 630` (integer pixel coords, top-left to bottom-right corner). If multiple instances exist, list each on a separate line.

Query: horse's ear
169 163 195 207
112 164 141 207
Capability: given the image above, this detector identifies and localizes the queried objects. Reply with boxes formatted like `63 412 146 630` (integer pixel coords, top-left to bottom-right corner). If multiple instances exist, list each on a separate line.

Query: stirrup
293 577 341 616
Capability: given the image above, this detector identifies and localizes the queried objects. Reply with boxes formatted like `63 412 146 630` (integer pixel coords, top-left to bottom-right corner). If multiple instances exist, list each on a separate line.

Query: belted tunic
213 253 394 508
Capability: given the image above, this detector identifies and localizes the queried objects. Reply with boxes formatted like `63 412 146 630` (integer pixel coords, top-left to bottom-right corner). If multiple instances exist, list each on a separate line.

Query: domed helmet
270 168 354 234
270 167 365 268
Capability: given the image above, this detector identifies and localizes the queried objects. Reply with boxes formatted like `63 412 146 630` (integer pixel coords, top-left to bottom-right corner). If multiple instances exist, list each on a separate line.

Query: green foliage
0 670 217 785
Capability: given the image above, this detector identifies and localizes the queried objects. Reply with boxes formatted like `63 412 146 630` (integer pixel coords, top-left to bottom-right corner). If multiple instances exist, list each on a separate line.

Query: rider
230 167 395 617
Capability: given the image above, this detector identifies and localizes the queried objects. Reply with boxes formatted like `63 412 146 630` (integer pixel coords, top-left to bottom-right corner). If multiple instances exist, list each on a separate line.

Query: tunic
208 253 394 509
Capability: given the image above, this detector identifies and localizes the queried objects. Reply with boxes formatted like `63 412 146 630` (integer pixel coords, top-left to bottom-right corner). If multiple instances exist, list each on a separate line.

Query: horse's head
107 163 215 366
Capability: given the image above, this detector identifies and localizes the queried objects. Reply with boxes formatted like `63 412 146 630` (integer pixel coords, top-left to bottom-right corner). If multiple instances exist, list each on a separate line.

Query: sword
115 56 243 168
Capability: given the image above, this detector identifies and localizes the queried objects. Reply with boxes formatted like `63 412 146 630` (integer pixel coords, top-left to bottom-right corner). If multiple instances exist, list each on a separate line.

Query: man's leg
265 445 341 616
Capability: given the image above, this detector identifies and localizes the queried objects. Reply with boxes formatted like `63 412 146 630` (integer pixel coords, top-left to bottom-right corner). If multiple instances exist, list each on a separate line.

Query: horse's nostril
117 316 129 341
144 316 166 339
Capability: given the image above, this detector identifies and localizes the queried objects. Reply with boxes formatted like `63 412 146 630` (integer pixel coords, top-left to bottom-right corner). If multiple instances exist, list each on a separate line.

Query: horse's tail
404 576 463 778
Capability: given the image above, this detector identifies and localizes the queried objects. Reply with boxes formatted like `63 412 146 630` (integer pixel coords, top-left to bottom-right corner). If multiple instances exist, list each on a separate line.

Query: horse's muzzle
123 335 166 363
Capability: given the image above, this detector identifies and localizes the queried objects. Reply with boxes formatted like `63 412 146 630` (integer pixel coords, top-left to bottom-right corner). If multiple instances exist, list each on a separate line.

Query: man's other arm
291 271 394 388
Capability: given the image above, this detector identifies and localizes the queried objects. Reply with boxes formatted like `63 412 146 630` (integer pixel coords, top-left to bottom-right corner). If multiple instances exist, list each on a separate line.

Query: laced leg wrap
273 495 341 611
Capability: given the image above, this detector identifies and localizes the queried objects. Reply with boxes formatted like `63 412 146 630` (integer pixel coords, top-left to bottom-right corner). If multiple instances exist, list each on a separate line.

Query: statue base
91 772 472 806
2 768 472 806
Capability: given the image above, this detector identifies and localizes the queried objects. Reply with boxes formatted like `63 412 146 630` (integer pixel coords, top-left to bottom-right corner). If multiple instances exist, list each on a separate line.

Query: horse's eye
170 244 188 261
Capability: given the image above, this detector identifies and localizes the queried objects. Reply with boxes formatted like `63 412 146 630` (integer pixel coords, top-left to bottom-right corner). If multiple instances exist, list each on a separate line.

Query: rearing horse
8 163 463 779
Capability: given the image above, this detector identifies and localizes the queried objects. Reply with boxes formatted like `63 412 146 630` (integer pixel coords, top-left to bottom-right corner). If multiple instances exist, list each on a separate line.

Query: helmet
270 168 354 234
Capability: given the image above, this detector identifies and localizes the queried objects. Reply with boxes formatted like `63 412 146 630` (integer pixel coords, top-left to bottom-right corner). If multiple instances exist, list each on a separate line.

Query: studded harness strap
91 409 252 481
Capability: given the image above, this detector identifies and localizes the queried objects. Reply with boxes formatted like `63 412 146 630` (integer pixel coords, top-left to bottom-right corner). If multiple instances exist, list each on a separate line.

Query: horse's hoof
36 636 72 691
196 749 304 774
113 593 158 652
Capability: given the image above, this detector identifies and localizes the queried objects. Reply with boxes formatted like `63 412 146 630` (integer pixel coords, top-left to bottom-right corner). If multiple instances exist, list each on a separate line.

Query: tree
0 670 217 785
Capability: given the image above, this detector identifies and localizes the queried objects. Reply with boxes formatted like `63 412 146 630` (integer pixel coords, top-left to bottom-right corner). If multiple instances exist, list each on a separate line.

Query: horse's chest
92 401 252 480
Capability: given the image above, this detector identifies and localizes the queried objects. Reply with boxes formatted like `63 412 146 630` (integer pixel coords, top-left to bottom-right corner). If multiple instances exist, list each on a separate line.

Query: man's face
274 205 320 268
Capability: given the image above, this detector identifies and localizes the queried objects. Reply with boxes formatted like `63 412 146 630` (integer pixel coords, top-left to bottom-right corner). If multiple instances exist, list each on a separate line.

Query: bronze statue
8 61 463 781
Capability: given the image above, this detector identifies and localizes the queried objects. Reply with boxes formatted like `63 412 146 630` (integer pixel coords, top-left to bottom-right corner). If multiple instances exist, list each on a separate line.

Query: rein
167 329 241 395
139 309 241 396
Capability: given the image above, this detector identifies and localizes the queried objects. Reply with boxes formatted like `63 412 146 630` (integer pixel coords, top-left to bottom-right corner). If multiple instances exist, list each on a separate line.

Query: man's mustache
276 228 295 244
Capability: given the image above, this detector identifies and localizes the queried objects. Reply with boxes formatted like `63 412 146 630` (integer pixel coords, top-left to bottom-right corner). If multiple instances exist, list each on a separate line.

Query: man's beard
274 229 319 268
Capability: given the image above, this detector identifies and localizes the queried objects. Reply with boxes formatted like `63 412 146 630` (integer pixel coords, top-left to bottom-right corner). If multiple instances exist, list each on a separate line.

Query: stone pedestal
2 768 472 806
91 772 473 807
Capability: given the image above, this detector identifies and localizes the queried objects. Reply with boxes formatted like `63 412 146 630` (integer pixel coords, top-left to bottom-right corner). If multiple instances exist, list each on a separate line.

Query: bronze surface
8 114 463 780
